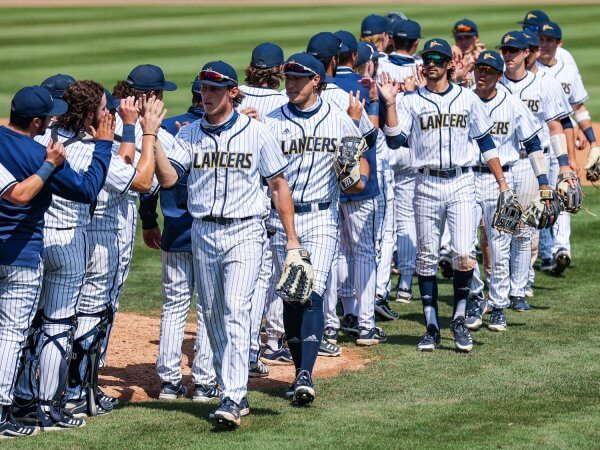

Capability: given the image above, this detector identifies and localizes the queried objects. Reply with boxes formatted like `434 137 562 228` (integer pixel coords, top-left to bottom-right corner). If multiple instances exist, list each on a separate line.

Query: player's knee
453 253 477 271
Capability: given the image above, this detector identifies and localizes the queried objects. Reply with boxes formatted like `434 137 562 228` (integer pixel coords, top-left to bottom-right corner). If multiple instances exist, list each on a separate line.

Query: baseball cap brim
163 80 177 91
420 49 452 59
197 79 237 87
454 31 477 37
48 98 68 116
496 44 528 50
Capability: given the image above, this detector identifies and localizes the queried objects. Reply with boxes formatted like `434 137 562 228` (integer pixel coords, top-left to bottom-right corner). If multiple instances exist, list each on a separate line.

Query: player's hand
45 139 66 167
568 158 580 174
175 120 190 131
91 110 116 141
474 42 487 60
402 74 416 93
241 107 260 120
575 127 589 151
347 90 365 121
359 77 379 104
415 64 426 88
118 96 139 125
140 97 167 135
378 72 401 102
451 45 463 63
142 227 162 250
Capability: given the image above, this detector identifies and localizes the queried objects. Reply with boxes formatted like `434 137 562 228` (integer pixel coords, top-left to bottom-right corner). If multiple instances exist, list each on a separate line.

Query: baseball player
65 94 165 416
360 14 393 61
156 60 302 427
0 86 114 437
464 51 551 332
376 19 422 303
306 31 378 349
264 52 368 401
537 21 592 276
139 79 222 403
40 74 76 102
384 39 506 353
237 43 291 373
499 31 574 311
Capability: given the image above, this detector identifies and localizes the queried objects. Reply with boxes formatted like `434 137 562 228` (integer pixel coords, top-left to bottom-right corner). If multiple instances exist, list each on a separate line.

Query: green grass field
2 3 600 449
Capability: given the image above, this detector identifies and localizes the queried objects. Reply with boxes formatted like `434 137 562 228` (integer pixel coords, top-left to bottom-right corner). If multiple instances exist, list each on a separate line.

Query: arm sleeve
139 192 159 230
0 162 17 197
49 140 112 203
257 125 288 179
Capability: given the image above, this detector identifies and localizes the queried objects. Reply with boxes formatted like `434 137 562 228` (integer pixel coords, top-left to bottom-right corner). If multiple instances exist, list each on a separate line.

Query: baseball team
0 8 598 435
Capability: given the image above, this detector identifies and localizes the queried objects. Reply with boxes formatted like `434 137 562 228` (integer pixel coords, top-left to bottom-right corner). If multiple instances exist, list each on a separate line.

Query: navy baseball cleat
465 297 488 330
0 407 38 439
292 370 315 406
66 397 112 418
212 397 241 428
540 258 554 272
98 389 119 407
318 338 342 357
158 382 187 400
417 325 441 352
249 360 270 378
340 314 359 336
511 296 531 312
356 327 388 346
450 317 474 352
551 249 571 276
322 327 339 345
209 397 249 419
37 404 85 431
10 397 38 425
488 308 507 332
374 296 399 320
193 384 221 404
261 345 294 365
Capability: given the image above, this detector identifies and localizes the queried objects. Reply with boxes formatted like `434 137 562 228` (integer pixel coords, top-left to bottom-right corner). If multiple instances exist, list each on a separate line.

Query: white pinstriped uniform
394 85 494 277
15 129 98 403
168 113 287 404
376 53 422 83
501 70 571 292
0 162 16 195
469 90 543 307
238 85 288 358
66 147 138 401
265 101 358 307
536 59 588 259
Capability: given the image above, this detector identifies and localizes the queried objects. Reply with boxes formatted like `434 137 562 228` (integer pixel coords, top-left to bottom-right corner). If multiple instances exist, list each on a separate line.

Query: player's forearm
523 136 550 188
574 105 597 146
118 124 136 164
268 175 300 249
1 163 53 205
548 120 571 171
154 139 179 188
130 135 157 192
345 157 369 193
486 158 509 191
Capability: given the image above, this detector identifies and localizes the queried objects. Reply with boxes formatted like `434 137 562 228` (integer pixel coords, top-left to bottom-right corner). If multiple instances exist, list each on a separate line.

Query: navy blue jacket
0 126 111 267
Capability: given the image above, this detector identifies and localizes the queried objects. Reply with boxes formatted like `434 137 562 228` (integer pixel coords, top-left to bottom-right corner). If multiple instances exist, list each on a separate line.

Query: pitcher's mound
99 312 369 403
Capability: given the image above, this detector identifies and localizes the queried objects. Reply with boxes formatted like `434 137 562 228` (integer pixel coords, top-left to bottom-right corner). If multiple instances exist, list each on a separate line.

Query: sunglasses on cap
475 65 500 75
283 62 317 77
198 70 236 84
453 24 475 34
423 54 449 67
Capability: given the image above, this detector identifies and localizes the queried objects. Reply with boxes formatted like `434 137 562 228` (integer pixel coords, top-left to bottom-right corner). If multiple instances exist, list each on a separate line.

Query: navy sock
453 269 474 318
418 275 439 329
282 301 303 371
300 292 324 374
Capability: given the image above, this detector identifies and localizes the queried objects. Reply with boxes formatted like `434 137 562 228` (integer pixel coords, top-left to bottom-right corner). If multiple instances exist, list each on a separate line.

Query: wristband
360 174 368 185
36 161 55 183
352 119 360 128
142 133 157 138
366 101 379 116
122 124 136 143
537 174 550 187
583 126 596 144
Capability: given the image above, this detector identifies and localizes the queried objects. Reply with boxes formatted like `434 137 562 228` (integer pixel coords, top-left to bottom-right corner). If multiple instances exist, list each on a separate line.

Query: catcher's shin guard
69 307 112 417
14 310 44 400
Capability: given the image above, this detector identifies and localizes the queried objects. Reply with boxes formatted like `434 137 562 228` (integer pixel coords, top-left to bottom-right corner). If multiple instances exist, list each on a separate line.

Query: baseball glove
276 248 314 305
585 146 600 182
333 136 367 191
492 189 523 234
556 171 583 213
522 189 561 229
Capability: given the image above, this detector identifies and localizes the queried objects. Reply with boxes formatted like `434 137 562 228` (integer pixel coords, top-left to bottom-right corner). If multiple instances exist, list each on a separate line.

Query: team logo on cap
526 13 538 20
504 34 516 43
483 52 494 60
429 40 443 48
542 24 554 31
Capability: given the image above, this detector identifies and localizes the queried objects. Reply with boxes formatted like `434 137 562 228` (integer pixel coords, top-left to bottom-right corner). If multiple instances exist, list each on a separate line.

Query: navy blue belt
418 167 471 179
202 216 252 225
294 201 331 213
472 165 510 174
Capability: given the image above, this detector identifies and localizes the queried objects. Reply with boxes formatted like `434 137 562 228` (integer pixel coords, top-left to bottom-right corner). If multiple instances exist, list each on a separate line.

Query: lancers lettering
280 136 339 155
419 113 468 131
192 151 253 169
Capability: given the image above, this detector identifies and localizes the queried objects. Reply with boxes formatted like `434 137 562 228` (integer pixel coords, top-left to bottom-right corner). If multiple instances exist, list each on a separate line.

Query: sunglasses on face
423 54 449 67
283 62 317 77
475 65 500 75
199 70 236 84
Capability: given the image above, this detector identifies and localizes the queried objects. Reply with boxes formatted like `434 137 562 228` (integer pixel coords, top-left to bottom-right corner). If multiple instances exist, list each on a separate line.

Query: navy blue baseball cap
307 32 342 58
538 21 562 40
104 88 120 111
284 53 326 81
251 42 284 69
11 85 68 117
198 61 238 87
498 31 529 50
522 31 540 48
361 14 391 37
126 64 177 91
393 19 422 39
420 38 453 59
453 19 478 36
387 12 407 24
334 30 358 52
40 74 75 100
355 42 378 66
475 50 504 72
518 10 550 27
191 78 202 94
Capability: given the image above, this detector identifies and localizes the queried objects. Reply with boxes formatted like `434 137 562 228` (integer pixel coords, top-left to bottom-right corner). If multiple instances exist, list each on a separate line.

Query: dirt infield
99 312 369 403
